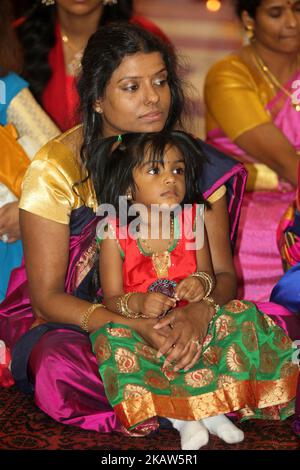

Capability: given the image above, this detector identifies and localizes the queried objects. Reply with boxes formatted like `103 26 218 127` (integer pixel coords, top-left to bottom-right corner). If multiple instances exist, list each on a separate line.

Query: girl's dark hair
0 0 23 76
17 0 133 101
234 0 262 18
90 129 206 301
78 23 184 174
92 130 207 210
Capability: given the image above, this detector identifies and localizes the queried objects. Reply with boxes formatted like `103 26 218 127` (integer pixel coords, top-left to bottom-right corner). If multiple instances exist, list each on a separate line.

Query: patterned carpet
0 386 299 451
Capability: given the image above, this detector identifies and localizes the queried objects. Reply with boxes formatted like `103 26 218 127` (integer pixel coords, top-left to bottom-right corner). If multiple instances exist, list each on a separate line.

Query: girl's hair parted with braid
17 0 134 102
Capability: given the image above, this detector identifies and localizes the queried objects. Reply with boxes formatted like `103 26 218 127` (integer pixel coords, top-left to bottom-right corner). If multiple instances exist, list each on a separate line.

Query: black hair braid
18 3 56 102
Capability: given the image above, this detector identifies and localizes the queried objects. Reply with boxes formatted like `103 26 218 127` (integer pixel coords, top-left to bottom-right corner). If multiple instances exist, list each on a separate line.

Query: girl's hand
138 292 177 319
153 301 214 371
175 276 205 303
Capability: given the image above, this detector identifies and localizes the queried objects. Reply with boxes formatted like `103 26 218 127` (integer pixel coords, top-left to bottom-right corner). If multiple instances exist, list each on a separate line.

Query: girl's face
245 0 300 53
95 52 171 137
55 0 102 16
132 144 186 209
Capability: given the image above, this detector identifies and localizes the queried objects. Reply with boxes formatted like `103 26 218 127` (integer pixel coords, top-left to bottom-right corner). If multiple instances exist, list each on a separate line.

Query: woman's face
55 0 102 16
96 52 172 137
250 0 300 53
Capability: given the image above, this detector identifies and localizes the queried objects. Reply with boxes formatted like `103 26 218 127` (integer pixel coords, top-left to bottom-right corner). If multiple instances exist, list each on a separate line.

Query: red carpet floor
1 386 299 451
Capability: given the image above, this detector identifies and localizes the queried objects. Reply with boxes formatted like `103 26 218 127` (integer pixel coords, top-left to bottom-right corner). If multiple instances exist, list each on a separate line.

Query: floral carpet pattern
1 387 299 450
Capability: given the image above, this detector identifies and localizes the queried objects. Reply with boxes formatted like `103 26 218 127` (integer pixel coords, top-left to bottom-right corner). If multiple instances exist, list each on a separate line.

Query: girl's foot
170 419 209 450
201 415 244 444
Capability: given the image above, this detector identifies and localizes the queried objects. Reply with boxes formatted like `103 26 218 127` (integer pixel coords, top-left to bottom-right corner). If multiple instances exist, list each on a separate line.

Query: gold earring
126 192 132 201
246 26 254 41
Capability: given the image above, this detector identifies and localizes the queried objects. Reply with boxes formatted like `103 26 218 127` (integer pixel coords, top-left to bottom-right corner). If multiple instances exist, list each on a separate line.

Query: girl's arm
175 221 215 302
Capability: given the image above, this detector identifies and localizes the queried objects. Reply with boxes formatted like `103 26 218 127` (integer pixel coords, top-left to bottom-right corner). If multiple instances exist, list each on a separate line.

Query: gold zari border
114 370 298 429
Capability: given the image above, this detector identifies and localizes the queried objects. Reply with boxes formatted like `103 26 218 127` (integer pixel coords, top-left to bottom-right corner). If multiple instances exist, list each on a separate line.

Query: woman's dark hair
17 0 133 101
78 23 184 177
92 130 207 209
0 0 23 76
234 0 262 18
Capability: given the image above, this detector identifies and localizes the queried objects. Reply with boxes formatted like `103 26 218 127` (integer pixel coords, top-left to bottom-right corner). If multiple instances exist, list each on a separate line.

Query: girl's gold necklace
139 217 175 278
251 48 300 112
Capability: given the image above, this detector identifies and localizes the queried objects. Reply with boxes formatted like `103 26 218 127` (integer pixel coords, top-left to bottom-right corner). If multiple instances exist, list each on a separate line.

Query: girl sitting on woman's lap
91 130 298 450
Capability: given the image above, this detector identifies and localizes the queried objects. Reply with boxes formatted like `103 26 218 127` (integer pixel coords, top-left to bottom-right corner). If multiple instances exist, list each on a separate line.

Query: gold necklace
251 48 300 112
139 217 175 278
61 29 84 76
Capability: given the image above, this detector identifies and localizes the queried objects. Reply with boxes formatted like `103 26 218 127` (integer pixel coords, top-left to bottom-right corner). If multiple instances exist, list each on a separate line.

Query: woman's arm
204 194 237 304
20 210 123 329
235 123 299 186
20 210 172 348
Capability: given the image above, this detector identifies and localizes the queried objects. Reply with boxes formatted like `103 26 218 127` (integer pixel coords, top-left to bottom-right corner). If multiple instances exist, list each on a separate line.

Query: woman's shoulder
205 48 255 84
32 124 84 180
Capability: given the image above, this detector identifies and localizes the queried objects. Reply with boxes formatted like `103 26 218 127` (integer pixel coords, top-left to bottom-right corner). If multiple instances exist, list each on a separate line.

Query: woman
204 0 300 302
0 24 249 434
18 0 170 131
0 0 59 301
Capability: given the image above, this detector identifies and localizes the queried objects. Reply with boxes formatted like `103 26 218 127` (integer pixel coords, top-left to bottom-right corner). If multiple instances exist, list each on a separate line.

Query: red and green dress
91 208 299 433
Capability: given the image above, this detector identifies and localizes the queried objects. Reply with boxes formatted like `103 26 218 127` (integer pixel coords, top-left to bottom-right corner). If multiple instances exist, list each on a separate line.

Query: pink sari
207 71 300 303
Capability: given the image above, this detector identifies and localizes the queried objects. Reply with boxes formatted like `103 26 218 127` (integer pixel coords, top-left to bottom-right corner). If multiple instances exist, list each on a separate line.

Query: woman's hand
153 301 214 371
136 292 176 318
0 201 20 243
175 276 205 303
134 317 173 351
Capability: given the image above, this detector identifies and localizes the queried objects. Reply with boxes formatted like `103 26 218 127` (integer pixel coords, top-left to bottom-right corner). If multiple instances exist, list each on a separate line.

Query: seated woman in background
0 0 59 301
17 0 170 131
204 0 300 302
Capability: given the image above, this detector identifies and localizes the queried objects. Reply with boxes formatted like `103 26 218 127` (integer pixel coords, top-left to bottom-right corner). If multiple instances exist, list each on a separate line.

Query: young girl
91 130 298 450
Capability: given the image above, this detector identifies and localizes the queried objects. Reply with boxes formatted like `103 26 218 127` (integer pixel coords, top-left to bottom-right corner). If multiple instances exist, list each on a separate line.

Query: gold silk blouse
204 46 273 141
19 125 97 224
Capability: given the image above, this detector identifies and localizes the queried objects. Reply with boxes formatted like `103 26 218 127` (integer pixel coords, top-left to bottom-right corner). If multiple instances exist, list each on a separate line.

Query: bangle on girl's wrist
116 292 141 318
189 271 215 298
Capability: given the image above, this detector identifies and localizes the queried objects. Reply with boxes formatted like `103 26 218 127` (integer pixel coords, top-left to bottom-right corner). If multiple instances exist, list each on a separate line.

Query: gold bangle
189 271 215 298
119 292 140 319
80 303 104 332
